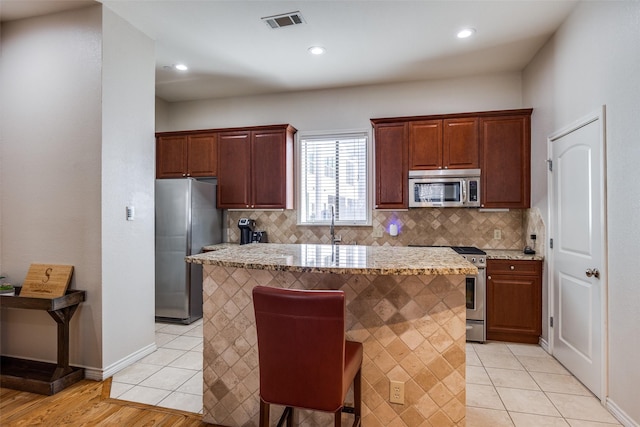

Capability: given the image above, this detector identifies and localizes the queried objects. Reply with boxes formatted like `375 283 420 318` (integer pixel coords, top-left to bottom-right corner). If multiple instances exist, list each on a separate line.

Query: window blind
299 133 368 225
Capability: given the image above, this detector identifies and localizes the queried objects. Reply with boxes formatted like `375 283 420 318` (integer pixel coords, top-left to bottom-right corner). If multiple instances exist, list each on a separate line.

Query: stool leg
353 368 362 427
334 409 342 427
259 400 269 427
286 407 294 426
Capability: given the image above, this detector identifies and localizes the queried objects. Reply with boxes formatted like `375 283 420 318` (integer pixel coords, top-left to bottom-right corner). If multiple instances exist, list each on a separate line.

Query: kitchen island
187 243 476 427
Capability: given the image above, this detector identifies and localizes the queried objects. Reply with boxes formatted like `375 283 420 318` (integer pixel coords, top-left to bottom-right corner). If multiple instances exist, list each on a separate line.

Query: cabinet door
375 122 408 209
409 120 442 170
187 133 217 177
486 260 542 344
480 115 531 208
443 117 479 169
251 130 288 208
217 131 251 208
156 136 187 178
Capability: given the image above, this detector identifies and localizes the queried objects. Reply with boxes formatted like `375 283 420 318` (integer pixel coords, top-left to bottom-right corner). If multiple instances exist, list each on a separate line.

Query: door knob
585 268 600 279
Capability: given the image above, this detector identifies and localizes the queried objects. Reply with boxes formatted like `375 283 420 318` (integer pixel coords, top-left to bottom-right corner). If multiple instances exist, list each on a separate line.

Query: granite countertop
188 243 478 276
484 249 544 261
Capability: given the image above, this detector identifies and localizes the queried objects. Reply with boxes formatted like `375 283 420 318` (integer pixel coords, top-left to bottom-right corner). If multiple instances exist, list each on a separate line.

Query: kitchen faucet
330 205 341 245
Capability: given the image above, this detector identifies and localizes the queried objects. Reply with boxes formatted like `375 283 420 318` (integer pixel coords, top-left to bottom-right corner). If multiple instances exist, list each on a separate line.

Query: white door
548 107 607 401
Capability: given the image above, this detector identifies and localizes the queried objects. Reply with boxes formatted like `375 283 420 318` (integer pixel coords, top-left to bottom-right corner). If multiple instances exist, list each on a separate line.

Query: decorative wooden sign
19 264 74 299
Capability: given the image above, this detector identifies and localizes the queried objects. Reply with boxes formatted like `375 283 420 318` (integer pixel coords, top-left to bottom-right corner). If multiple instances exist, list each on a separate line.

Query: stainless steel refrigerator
155 178 222 324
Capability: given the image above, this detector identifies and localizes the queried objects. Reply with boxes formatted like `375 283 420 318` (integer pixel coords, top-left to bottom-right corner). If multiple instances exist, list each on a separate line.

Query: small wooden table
0 287 86 395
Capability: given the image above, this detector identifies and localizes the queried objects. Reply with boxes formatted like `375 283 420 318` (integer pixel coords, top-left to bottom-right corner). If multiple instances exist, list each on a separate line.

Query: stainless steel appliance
155 178 222 324
408 169 481 208
409 245 486 342
452 246 487 343
251 230 268 243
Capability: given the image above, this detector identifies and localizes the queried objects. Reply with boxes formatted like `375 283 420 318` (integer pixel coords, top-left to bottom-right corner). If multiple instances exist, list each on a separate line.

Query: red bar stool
252 286 363 427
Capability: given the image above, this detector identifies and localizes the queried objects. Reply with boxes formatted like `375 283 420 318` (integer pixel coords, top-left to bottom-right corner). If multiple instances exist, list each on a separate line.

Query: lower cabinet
487 259 542 344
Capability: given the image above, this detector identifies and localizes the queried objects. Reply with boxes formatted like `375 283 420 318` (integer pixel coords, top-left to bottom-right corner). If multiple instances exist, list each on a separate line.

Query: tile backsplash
225 208 537 251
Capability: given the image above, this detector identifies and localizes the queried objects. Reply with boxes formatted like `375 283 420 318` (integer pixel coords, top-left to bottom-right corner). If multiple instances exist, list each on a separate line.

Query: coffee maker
238 218 255 245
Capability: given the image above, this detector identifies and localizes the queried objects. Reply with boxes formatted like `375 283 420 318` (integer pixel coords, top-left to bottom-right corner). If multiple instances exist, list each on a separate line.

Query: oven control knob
471 257 477 263
479 258 485 264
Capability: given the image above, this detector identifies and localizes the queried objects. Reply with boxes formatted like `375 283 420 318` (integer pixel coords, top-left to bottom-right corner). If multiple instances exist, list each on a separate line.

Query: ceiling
1 1 579 103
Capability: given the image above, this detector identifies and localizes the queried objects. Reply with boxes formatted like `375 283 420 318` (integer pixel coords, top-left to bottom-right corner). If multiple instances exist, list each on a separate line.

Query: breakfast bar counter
187 243 476 426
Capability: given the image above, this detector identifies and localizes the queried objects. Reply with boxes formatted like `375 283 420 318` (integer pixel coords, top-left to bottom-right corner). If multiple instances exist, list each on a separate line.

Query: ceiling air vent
261 11 305 29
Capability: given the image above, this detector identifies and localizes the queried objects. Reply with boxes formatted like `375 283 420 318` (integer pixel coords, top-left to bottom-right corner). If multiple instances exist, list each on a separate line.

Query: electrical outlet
493 229 502 240
372 228 383 238
389 380 405 404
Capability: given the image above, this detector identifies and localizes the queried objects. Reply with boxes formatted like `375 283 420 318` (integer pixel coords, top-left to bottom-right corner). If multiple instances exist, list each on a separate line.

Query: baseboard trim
538 336 550 353
85 343 157 381
607 398 639 427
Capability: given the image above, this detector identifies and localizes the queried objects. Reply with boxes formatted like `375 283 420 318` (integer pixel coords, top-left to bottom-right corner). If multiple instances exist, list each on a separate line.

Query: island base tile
202 266 466 426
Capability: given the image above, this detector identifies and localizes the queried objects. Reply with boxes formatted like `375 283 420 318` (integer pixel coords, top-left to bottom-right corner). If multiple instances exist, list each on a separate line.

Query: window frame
296 129 372 226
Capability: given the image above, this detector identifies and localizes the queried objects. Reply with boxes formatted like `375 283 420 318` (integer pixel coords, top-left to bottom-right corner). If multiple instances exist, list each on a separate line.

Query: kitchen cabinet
156 133 218 178
480 111 532 208
372 109 531 209
217 124 295 209
409 118 479 170
373 122 408 209
486 259 542 344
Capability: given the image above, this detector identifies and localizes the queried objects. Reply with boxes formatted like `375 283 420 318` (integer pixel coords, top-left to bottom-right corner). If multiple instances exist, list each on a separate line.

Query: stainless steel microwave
408 169 481 208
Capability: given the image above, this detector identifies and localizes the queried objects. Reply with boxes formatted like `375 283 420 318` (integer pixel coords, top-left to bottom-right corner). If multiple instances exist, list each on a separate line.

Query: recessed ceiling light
457 28 476 39
163 64 189 71
308 46 326 55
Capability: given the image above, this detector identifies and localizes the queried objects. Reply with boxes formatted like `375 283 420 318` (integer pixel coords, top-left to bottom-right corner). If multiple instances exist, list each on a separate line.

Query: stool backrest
252 286 346 412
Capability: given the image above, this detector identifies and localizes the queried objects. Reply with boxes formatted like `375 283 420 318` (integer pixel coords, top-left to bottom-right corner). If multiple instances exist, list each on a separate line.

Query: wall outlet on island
494 229 502 240
390 380 405 404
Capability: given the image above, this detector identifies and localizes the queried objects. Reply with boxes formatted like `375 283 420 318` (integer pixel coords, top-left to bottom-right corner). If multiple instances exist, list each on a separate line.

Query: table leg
47 305 79 380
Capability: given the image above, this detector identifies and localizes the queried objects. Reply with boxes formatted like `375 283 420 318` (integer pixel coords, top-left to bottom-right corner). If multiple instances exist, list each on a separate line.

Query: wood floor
0 378 215 426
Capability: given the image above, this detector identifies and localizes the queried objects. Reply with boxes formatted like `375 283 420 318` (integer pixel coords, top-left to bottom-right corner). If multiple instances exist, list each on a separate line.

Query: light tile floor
110 320 204 414
111 323 623 426
466 341 621 427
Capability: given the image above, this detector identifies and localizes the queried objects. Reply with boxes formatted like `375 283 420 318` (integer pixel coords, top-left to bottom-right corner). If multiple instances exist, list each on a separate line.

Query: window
298 131 370 225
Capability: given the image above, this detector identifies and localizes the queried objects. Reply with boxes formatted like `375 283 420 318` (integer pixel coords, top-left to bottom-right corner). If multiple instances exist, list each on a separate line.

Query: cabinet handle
444 166 448 169
510 265 515 270
182 173 186 177
488 275 491 280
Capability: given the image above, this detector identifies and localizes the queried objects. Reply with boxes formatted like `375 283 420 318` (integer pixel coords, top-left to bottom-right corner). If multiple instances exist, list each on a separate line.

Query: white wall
0 7 103 367
523 1 640 424
158 72 523 132
0 5 157 378
101 8 156 373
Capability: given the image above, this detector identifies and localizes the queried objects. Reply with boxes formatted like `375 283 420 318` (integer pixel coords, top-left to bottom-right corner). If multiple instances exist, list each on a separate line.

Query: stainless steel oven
453 247 486 343
464 265 486 342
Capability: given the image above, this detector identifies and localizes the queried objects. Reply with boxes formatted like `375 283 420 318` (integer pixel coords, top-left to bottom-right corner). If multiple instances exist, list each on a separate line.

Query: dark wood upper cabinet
373 108 531 210
217 125 295 209
480 113 531 208
443 117 479 169
186 134 218 177
487 259 542 344
156 133 217 179
409 120 442 170
251 129 292 209
409 117 478 170
374 122 408 209
217 131 251 208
